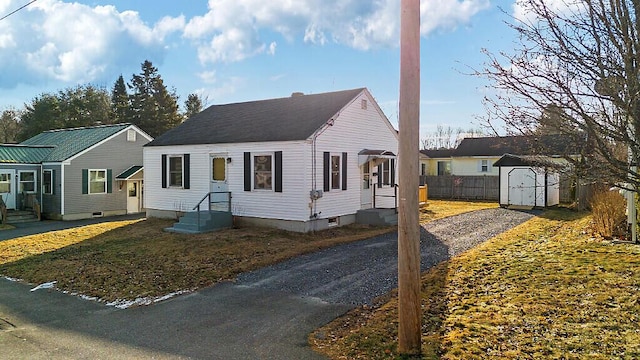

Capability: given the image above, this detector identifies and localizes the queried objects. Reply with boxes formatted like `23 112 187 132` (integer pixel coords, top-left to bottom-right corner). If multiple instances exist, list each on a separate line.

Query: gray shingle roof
20 123 131 161
146 88 366 147
454 134 578 157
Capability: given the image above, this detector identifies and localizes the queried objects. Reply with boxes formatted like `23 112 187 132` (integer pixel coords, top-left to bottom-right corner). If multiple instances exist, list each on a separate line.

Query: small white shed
493 154 560 208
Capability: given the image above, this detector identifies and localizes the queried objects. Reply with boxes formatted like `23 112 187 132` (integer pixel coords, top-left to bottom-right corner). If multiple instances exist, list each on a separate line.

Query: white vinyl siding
144 90 399 221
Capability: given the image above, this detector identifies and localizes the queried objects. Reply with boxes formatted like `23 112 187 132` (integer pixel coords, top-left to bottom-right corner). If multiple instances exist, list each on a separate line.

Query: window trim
88 169 107 194
253 153 274 191
480 159 490 173
18 171 37 194
127 129 136 142
168 155 184 188
43 169 53 195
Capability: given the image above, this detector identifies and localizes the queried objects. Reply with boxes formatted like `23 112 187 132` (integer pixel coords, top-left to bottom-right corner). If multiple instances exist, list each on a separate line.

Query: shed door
0 170 16 210
508 168 536 207
210 155 229 211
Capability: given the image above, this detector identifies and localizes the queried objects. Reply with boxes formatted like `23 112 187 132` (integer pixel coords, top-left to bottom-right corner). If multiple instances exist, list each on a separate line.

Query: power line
0 0 38 22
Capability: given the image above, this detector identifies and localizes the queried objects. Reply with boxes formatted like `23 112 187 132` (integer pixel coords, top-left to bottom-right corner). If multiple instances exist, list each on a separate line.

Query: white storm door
126 181 142 213
360 161 372 209
210 155 229 211
0 170 16 210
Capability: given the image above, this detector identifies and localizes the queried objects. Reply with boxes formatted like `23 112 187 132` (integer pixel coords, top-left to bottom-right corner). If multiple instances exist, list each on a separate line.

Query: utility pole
398 0 421 356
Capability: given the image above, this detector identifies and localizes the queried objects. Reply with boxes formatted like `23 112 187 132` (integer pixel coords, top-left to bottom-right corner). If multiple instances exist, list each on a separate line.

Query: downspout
40 164 43 215
60 164 65 218
309 117 336 219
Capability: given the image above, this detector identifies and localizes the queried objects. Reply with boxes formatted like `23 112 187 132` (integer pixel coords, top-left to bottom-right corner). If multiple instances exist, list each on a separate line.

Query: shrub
590 189 627 239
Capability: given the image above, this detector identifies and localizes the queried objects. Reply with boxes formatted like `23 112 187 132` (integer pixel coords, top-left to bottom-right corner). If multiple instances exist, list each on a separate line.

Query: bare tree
421 125 485 149
481 0 640 189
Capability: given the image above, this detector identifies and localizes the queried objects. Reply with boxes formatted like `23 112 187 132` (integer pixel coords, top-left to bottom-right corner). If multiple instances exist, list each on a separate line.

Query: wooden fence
421 175 499 200
421 174 580 204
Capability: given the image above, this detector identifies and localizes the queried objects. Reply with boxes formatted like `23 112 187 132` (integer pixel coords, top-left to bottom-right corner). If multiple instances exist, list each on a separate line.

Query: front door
360 161 372 209
210 155 229 211
0 170 16 210
126 180 142 213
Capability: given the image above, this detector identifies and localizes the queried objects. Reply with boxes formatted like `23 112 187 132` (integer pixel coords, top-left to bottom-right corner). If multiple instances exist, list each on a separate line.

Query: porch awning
115 165 143 180
358 149 396 166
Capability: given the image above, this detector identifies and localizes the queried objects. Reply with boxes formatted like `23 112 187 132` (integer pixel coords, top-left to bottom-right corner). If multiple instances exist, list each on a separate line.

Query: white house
143 88 399 232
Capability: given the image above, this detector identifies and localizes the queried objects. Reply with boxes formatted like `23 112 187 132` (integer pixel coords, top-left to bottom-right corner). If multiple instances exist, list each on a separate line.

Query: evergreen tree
111 75 130 124
0 108 21 143
183 93 203 120
129 60 181 137
18 94 63 141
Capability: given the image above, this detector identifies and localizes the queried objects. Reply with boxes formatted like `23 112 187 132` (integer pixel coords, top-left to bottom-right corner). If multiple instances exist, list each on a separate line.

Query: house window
127 129 136 142
43 170 53 195
331 155 341 189
480 159 490 173
382 160 391 185
19 171 36 193
421 163 427 176
212 157 226 181
0 173 10 193
437 161 451 176
254 154 273 190
89 170 107 194
169 156 183 187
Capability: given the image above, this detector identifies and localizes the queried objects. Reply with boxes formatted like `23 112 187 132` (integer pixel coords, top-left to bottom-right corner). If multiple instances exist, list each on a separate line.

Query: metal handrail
192 191 232 229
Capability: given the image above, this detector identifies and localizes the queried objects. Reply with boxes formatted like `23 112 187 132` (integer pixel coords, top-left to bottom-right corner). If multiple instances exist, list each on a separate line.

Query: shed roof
146 88 366 147
0 145 54 164
21 123 131 162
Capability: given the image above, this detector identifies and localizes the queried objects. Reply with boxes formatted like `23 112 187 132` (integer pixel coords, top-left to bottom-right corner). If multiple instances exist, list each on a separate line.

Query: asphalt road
0 208 536 359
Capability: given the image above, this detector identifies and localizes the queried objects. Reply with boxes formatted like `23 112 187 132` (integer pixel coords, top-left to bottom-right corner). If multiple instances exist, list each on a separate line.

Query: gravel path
237 207 539 306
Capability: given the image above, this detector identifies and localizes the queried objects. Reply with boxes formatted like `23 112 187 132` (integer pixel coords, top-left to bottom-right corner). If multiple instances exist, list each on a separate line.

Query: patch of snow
2 276 20 282
30 281 57 292
106 290 191 309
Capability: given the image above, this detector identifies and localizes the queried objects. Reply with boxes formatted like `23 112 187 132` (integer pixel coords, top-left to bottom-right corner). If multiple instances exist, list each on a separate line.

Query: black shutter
323 152 330 192
244 152 251 191
161 155 167 188
106 169 113 193
183 154 190 189
390 159 396 186
82 169 88 194
341 152 347 190
275 151 283 193
377 164 382 188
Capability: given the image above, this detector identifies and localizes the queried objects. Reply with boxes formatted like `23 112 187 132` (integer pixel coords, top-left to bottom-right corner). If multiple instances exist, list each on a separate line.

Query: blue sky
0 0 518 138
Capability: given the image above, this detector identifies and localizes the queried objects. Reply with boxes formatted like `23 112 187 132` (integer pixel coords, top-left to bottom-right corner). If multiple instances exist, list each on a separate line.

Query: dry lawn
311 209 640 359
0 200 493 304
420 199 498 223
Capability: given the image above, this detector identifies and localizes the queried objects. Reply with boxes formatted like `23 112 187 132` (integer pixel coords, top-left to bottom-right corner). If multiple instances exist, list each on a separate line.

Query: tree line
0 60 205 142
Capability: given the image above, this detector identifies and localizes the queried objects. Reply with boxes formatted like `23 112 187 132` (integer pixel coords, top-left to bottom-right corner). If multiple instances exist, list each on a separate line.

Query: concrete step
167 211 233 234
5 210 39 224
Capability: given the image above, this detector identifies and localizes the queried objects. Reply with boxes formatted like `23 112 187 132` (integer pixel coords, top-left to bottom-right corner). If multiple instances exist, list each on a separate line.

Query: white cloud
512 0 585 24
0 0 184 88
185 0 489 64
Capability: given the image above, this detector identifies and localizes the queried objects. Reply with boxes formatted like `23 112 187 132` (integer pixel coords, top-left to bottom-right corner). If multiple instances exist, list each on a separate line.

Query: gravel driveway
0 207 537 360
238 207 538 306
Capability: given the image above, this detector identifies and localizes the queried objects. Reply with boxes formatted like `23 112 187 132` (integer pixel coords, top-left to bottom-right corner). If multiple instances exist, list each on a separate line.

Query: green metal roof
0 145 54 164
21 123 131 162
115 165 143 180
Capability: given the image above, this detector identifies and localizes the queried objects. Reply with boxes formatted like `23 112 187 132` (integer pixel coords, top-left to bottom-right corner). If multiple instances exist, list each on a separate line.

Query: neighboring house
0 124 152 220
144 88 399 232
420 134 580 205
420 134 576 177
